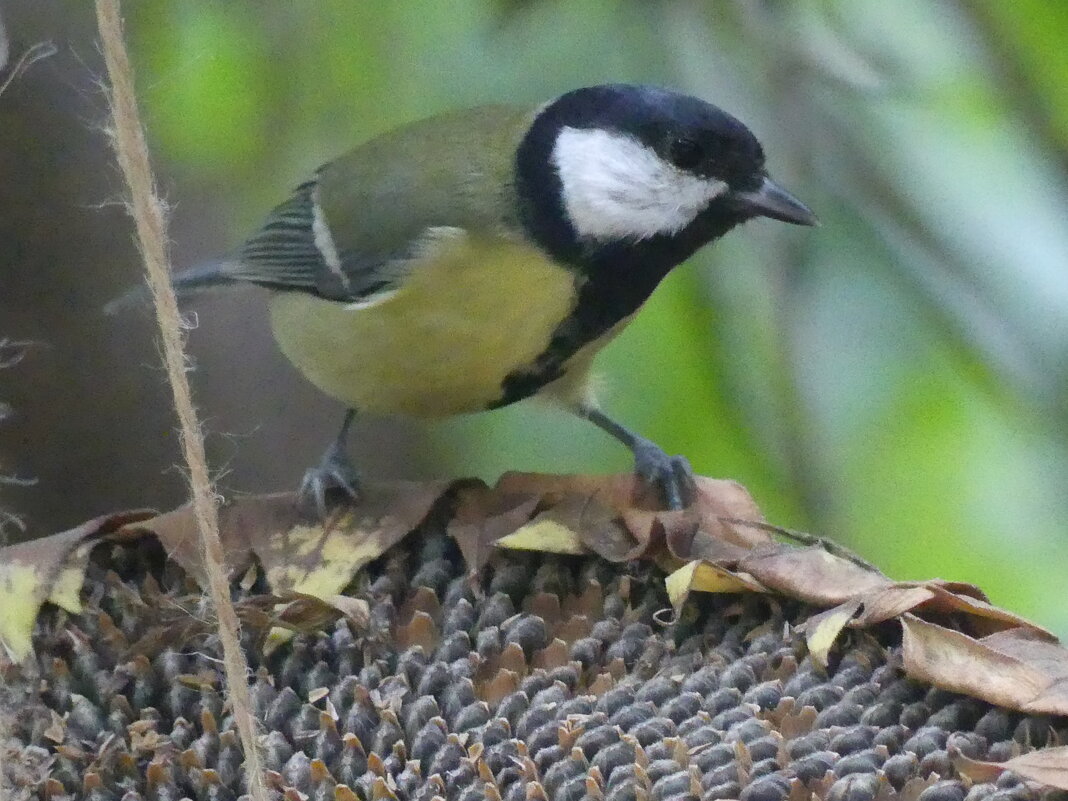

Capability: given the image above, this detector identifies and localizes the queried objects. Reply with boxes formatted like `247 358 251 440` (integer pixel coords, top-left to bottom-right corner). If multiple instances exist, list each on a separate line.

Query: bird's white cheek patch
552 126 727 242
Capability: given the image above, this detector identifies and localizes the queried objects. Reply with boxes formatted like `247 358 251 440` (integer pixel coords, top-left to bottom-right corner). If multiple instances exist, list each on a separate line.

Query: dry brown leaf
949 749 1007 785
495 471 643 508
598 477 767 560
129 483 447 599
686 478 769 549
0 509 155 660
552 494 645 560
495 472 766 549
952 745 1068 790
273 593 367 632
520 492 641 560
805 600 863 668
851 585 936 626
738 544 890 605
990 746 1068 790
977 628 1068 713
827 578 1048 637
665 560 767 608
493 472 768 563
670 526 752 564
495 515 587 555
120 590 359 658
447 481 541 573
618 507 679 560
804 580 1058 665
901 615 1068 716
919 583 1056 639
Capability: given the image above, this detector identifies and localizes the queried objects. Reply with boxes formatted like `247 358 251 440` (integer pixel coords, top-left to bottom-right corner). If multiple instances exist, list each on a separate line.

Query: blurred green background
1 1 1066 635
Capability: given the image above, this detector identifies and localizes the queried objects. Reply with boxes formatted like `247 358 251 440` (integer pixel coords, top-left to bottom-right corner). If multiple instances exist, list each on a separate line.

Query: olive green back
318 104 538 262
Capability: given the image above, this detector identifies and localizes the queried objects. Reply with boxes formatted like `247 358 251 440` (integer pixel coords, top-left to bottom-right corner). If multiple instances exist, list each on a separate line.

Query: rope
93 4 268 798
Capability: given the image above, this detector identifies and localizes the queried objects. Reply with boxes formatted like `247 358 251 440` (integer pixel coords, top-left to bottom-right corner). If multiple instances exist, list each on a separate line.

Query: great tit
122 84 816 514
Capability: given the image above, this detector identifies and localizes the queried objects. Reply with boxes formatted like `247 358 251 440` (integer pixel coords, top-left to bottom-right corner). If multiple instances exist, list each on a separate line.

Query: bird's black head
516 84 816 268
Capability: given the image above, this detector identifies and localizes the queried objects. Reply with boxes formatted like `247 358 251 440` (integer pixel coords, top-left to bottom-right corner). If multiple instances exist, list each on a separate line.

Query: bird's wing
218 104 535 303
223 178 407 302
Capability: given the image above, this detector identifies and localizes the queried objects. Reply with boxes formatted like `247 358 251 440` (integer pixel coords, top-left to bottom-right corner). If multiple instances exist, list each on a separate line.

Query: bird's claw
298 441 361 518
632 438 696 511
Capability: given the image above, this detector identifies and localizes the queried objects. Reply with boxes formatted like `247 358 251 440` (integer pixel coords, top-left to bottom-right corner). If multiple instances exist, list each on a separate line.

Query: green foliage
127 0 1068 636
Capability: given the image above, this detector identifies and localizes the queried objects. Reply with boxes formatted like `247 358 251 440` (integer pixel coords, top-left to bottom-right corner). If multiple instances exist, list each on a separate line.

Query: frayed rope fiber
92 3 268 799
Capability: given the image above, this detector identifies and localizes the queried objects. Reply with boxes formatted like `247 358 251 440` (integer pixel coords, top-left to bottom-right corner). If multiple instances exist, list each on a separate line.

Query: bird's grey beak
731 176 818 226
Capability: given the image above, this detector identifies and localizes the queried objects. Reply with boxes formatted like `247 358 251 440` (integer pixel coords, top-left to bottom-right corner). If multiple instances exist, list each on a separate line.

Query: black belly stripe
488 268 647 407
490 211 739 408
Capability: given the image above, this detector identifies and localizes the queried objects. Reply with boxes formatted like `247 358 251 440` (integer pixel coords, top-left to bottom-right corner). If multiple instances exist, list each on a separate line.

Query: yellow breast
268 231 581 417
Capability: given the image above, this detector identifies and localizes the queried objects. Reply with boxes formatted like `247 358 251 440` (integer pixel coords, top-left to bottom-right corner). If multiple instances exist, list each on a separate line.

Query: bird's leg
576 405 696 510
298 408 361 516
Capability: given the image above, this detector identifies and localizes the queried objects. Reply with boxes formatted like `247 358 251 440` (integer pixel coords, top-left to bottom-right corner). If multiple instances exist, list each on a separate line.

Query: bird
112 83 817 515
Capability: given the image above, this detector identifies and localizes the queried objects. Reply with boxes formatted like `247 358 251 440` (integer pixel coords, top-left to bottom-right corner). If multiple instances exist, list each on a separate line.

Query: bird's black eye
667 136 703 170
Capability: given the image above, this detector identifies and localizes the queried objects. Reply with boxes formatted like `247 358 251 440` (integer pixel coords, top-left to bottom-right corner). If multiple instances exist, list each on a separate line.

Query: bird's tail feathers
103 260 237 315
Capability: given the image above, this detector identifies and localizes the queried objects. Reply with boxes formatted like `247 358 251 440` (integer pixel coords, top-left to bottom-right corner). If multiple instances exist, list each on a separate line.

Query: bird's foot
298 440 361 518
632 438 696 511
